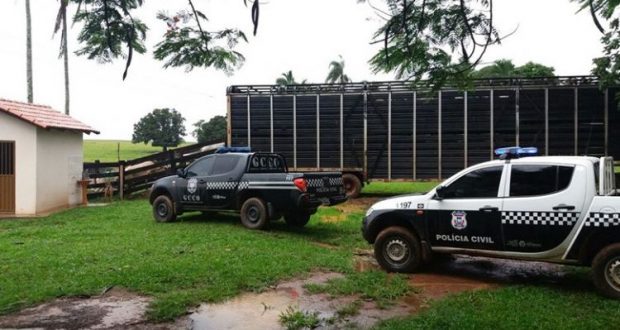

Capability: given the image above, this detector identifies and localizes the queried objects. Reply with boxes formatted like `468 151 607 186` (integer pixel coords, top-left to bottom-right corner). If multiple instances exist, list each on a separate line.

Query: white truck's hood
367 193 432 215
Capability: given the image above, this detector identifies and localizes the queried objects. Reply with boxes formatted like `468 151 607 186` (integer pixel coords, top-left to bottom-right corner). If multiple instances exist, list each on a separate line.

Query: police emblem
451 210 467 230
187 178 198 194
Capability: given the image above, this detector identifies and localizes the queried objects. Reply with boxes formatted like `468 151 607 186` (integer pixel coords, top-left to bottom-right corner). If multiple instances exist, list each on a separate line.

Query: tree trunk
25 0 33 103
62 2 70 115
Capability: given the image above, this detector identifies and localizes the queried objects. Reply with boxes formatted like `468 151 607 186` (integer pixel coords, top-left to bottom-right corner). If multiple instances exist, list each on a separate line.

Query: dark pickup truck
149 149 347 229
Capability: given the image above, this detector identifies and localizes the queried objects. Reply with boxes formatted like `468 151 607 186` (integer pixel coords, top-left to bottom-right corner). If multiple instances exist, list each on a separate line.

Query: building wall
36 128 83 213
0 112 37 215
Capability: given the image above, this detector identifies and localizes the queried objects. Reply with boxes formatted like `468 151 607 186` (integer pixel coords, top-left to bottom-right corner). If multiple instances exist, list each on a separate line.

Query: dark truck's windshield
247 154 287 173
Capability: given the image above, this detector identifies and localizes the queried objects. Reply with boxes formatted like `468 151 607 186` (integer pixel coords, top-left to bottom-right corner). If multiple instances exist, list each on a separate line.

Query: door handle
552 204 575 211
479 206 499 212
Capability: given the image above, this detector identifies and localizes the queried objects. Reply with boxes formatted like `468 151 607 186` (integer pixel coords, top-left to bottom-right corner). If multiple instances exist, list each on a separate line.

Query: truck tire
240 197 269 230
592 243 620 299
284 213 311 227
374 226 422 273
343 173 362 199
152 195 177 223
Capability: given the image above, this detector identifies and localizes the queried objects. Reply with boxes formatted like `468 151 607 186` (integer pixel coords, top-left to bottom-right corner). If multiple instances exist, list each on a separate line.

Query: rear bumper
296 193 348 210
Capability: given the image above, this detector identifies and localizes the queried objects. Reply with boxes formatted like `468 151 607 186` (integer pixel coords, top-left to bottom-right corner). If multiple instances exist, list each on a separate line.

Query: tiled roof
0 98 99 134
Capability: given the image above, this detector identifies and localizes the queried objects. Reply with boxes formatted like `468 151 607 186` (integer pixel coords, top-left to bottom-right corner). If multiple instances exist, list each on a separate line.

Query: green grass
279 306 321 330
362 181 438 196
375 285 620 329
304 271 411 308
83 140 191 162
0 201 365 321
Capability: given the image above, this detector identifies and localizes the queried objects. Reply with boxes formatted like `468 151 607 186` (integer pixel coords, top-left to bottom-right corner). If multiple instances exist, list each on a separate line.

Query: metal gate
0 141 15 214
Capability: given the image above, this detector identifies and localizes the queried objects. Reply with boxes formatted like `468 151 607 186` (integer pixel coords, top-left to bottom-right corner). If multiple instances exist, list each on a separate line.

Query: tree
25 0 33 103
193 115 227 143
471 59 555 78
132 108 186 151
275 70 306 85
325 55 351 84
54 0 70 114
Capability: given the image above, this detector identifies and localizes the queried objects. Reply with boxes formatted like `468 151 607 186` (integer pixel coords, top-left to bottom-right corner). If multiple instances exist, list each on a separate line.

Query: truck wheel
152 195 176 223
240 197 269 230
284 213 311 227
374 226 422 273
342 173 362 199
592 243 620 299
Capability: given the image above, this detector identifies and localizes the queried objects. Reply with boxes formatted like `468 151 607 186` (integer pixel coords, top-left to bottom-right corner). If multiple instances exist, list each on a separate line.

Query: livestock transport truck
227 76 620 198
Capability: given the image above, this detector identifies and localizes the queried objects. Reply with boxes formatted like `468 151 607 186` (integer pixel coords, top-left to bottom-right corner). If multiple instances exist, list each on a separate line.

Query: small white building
0 98 99 216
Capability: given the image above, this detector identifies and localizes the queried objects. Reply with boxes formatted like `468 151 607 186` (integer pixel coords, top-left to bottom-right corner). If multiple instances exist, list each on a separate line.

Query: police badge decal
451 210 467 230
187 178 198 194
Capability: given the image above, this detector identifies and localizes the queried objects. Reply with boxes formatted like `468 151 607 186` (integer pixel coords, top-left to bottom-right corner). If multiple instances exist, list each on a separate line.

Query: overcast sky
0 0 604 140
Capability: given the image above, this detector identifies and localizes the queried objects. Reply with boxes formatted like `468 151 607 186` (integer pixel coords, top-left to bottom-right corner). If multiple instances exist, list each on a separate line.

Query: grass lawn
83 140 191 163
1 193 620 326
363 181 438 196
0 201 367 321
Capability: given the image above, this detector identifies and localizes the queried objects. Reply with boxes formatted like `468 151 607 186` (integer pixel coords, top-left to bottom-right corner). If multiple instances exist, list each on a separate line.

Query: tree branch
589 0 606 34
188 0 210 56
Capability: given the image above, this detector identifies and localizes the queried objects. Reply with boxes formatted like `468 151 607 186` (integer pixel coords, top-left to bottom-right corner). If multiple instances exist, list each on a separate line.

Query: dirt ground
0 197 569 329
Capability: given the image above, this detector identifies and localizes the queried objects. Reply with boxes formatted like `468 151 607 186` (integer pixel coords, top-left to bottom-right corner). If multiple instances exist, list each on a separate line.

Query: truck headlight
365 207 374 217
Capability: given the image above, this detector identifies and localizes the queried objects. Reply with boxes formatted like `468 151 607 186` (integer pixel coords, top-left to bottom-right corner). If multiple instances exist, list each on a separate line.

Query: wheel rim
383 237 410 265
247 205 260 223
344 180 354 195
605 257 620 292
157 202 168 217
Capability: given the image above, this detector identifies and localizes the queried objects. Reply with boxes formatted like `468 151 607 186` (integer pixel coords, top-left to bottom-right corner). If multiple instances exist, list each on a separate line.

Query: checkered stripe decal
584 213 620 227
205 181 249 190
501 211 580 226
307 177 343 188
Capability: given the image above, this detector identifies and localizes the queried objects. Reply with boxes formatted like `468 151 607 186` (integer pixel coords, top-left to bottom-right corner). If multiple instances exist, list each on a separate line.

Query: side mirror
434 185 446 200
176 168 186 178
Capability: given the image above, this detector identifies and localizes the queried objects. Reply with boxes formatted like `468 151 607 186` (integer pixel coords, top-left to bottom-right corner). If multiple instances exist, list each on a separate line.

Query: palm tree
25 0 33 103
275 70 307 86
325 55 351 84
54 0 70 114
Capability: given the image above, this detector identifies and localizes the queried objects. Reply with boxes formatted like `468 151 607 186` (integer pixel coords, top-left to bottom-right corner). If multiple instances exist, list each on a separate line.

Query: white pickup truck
362 148 620 298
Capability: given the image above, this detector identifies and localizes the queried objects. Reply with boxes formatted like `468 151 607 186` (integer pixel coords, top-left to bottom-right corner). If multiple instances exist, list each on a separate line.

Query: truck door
501 163 585 253
427 165 506 251
182 155 213 208
205 154 243 209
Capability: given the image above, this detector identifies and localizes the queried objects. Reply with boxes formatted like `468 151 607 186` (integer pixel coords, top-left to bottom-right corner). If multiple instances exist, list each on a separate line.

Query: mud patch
189 272 411 330
0 287 186 330
335 197 382 214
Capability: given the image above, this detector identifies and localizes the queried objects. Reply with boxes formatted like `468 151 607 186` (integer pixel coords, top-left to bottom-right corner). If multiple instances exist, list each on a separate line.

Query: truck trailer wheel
152 195 177 223
240 197 269 230
374 226 422 273
592 243 620 299
343 173 362 199
284 213 311 227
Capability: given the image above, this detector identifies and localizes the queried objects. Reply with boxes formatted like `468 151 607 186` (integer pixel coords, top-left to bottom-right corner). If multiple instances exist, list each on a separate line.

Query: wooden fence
83 141 224 199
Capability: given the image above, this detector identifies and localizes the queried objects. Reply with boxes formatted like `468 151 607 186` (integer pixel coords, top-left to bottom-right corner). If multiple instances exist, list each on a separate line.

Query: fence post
94 160 100 185
119 161 125 200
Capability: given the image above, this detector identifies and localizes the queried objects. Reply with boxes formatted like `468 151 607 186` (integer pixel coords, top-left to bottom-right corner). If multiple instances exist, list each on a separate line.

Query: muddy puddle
188 272 411 330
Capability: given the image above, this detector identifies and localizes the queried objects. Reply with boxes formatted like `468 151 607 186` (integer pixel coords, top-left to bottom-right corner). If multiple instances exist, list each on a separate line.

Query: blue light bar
216 146 252 154
494 146 538 159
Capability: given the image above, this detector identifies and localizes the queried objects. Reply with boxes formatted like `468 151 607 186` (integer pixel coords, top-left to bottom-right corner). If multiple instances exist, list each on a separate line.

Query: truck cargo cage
227 76 620 182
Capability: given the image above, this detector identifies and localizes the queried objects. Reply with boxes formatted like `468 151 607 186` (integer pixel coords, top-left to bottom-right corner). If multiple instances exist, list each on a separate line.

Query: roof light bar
216 146 251 154
494 146 538 160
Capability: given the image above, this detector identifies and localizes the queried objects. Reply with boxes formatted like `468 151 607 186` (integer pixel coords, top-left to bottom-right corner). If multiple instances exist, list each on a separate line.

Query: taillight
294 178 307 192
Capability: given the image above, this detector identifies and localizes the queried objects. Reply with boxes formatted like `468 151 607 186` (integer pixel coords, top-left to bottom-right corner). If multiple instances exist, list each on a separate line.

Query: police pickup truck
363 147 620 298
149 148 347 229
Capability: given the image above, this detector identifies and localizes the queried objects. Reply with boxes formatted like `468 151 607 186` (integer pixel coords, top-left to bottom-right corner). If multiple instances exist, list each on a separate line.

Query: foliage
72 0 148 80
132 108 186 151
279 306 321 330
83 140 190 162
471 59 555 78
326 55 352 84
276 70 307 85
367 0 500 89
153 9 247 73
193 115 227 144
